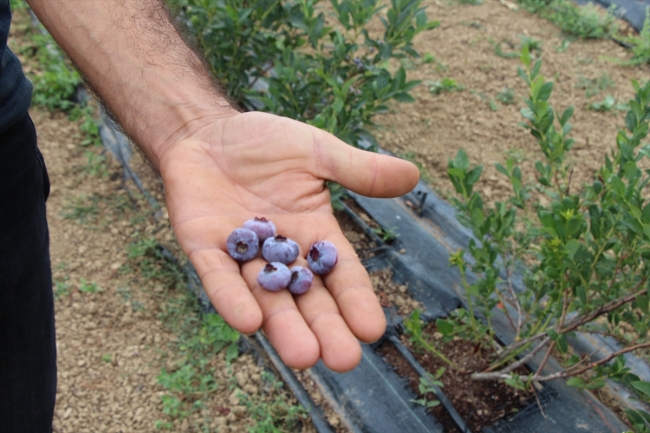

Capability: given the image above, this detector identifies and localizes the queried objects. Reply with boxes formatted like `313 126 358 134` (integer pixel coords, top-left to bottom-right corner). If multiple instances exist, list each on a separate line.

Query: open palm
158 111 419 372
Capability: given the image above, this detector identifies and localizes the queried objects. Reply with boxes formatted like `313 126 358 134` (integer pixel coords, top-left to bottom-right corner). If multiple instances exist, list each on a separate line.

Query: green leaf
538 81 554 101
392 92 415 102
495 163 509 178
565 239 581 259
560 106 574 125
609 175 626 196
453 150 469 171
436 318 454 336
567 377 587 388
632 381 650 399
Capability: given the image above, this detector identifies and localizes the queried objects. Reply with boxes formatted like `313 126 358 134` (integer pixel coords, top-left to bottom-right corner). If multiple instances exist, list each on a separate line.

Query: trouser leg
0 114 55 433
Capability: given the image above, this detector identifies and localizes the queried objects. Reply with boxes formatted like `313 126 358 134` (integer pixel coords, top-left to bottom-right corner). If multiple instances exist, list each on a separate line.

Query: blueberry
262 235 300 265
307 241 338 275
288 266 313 295
226 228 259 262
257 262 291 292
243 217 276 242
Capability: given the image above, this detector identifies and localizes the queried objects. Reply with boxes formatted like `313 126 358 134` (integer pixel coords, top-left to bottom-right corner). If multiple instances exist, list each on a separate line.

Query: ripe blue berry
226 228 259 262
257 262 291 291
307 241 338 275
262 235 300 265
288 266 313 295
243 217 276 242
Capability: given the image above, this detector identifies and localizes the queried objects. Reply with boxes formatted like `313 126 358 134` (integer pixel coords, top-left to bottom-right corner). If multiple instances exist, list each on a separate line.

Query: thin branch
534 341 555 378
506 264 523 341
472 336 551 380
560 283 647 335
474 341 650 382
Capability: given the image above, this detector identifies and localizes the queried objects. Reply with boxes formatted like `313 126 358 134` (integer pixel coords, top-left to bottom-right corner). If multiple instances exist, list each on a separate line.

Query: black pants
0 114 56 433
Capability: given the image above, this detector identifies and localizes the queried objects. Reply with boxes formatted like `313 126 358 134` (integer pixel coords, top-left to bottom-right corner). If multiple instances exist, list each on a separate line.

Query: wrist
146 95 240 169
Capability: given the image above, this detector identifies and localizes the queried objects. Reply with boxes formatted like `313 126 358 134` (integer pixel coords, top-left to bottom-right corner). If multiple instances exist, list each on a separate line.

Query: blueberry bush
170 0 438 149
406 44 650 400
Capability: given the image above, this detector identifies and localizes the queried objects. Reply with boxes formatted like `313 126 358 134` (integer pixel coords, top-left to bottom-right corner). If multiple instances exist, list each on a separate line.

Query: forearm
27 0 237 168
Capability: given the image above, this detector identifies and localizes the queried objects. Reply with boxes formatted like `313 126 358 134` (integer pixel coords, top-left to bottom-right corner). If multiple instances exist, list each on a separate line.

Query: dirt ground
373 0 649 205
8 0 650 431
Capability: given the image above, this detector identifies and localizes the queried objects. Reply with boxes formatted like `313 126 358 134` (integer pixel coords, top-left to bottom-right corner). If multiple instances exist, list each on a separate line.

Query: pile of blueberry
226 217 338 294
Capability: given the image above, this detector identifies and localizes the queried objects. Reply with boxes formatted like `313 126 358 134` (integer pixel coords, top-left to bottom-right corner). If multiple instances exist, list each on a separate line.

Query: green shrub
171 0 438 147
406 44 650 395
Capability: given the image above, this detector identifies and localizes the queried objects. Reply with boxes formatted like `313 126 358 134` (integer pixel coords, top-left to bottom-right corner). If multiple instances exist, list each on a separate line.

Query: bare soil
378 322 535 432
372 0 650 206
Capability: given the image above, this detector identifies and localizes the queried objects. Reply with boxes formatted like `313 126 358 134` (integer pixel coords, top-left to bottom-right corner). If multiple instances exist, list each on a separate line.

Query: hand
159 111 419 372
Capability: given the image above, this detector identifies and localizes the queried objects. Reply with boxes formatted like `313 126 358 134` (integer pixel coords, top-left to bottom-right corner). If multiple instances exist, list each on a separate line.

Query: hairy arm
26 0 234 167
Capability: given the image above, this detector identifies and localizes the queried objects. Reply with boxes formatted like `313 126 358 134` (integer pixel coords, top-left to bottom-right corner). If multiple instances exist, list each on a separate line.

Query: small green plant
156 308 240 425
410 369 445 408
101 354 112 363
587 95 628 112
54 279 71 299
422 52 436 64
606 8 650 67
429 77 464 95
408 44 650 396
61 194 99 223
496 87 517 105
82 151 109 178
78 278 100 294
127 236 186 288
553 38 571 53
373 226 400 242
575 72 615 98
237 371 308 433
517 0 618 39
626 8 650 65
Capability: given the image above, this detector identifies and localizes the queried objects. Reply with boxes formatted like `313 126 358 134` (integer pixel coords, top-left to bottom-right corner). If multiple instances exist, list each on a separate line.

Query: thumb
311 127 421 198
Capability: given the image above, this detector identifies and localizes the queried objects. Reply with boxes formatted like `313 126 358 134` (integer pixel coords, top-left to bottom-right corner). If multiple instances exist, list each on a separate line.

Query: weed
68 105 102 147
422 52 436 64
429 78 464 95
553 39 571 53
492 36 541 59
496 87 517 105
493 40 519 59
127 236 186 289
155 290 240 427
503 148 528 164
410 369 445 408
625 8 650 65
101 354 112 363
575 73 615 98
605 7 650 66
517 0 618 39
54 279 70 299
373 226 400 242
61 194 99 224
237 371 308 433
82 151 109 178
78 278 100 294
589 95 629 112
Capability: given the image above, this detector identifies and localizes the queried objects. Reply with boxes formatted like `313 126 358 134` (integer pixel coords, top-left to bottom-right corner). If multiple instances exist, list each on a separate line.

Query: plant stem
410 333 464 373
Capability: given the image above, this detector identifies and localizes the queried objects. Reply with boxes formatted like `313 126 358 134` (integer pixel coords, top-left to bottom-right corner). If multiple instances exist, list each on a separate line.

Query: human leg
0 114 55 433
